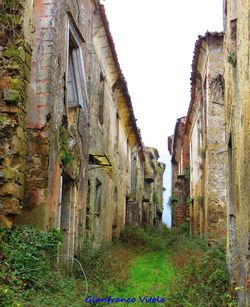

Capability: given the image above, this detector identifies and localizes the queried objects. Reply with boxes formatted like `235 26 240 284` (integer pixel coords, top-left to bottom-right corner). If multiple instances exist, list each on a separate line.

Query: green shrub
167 238 237 306
0 226 87 306
76 240 137 301
0 226 62 290
120 225 172 252
183 165 190 180
76 241 112 283
120 226 148 247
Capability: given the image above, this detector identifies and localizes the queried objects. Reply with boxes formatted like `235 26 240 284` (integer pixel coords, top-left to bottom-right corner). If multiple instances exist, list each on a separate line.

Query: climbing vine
186 196 193 206
59 126 81 179
227 52 237 68
59 126 74 167
183 165 190 180
153 191 159 204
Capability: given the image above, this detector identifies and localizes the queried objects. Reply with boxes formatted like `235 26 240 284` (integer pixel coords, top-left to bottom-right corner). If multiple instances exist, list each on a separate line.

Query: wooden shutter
67 49 78 107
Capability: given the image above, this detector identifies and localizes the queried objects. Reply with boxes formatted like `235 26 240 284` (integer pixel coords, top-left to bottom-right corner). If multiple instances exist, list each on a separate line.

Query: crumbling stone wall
186 33 226 239
126 147 144 227
204 36 226 240
85 4 145 243
168 117 190 228
0 0 32 227
0 1 164 259
154 161 165 225
142 147 165 227
13 0 94 259
224 0 250 304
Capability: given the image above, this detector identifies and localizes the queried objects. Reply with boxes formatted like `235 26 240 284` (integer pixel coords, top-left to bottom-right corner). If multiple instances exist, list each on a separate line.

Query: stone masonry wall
0 0 32 227
205 36 227 239
14 0 93 257
224 1 250 304
169 117 190 228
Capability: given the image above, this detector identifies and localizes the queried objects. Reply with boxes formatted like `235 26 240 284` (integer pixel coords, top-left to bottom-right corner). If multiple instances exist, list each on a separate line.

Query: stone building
1 0 101 259
126 145 145 227
142 147 165 227
86 5 144 242
223 0 250 303
185 32 227 239
168 117 190 227
0 0 165 260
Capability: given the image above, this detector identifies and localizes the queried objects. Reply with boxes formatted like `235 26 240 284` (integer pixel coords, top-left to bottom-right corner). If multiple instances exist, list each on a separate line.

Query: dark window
98 73 105 126
60 175 73 259
116 113 119 154
86 179 91 230
95 179 102 215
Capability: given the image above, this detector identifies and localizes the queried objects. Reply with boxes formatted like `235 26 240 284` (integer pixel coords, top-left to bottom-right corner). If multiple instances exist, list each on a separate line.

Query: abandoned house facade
142 147 165 227
185 32 227 239
168 116 190 227
0 0 165 260
169 10 250 303
87 5 145 242
223 0 250 304
169 33 227 239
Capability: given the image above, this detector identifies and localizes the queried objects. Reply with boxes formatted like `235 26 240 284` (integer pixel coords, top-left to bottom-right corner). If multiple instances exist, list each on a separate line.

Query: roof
168 117 186 161
185 31 224 134
98 4 144 160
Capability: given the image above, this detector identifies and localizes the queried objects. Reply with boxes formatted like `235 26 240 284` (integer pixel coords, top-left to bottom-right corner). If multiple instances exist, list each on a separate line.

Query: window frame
66 19 87 109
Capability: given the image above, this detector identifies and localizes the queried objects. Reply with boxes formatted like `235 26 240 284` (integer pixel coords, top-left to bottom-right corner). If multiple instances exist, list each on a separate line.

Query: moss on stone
3 167 16 180
10 78 22 90
16 126 24 139
59 126 80 179
0 115 7 123
4 89 19 101
3 48 21 59
11 136 24 155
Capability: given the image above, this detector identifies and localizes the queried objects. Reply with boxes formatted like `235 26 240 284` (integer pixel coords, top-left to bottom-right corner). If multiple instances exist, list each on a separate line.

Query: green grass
0 225 237 307
107 251 175 306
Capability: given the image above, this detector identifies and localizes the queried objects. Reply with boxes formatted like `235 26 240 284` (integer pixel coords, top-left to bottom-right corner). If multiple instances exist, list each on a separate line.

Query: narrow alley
0 0 249 306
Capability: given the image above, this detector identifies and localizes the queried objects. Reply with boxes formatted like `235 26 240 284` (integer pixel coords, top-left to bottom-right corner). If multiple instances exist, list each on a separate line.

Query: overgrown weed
120 224 171 252
166 233 237 306
0 226 85 306
0 224 238 306
76 240 136 298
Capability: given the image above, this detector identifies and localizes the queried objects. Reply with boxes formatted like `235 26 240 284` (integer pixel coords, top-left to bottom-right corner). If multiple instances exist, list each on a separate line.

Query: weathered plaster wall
86 6 144 243
187 34 226 239
0 1 163 261
205 36 227 239
13 0 94 259
126 146 144 226
224 0 250 304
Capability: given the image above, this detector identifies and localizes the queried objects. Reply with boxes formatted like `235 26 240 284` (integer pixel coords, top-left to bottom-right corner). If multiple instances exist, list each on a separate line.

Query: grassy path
109 251 175 306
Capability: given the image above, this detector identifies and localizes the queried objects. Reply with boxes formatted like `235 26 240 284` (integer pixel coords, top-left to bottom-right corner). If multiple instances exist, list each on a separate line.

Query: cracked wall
13 0 93 259
186 33 227 239
224 0 250 304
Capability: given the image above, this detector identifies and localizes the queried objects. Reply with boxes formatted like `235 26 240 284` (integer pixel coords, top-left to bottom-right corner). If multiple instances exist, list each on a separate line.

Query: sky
102 0 223 226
